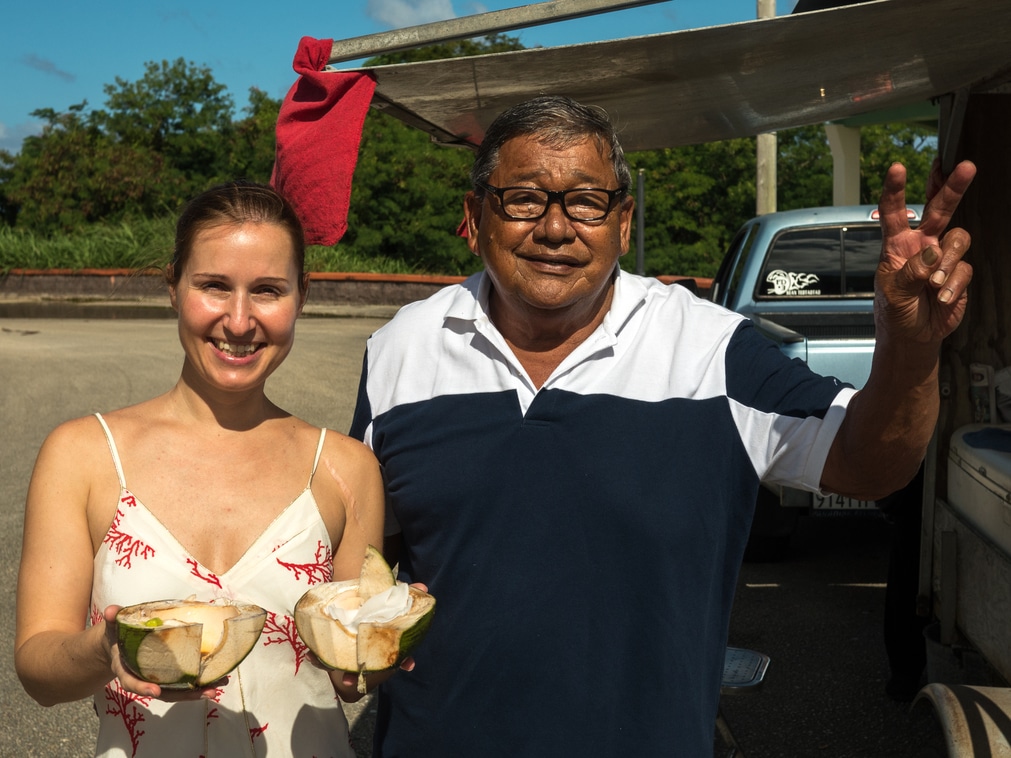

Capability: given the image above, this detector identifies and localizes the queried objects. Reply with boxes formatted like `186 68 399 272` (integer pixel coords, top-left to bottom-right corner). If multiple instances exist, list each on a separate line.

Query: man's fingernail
923 247 938 265
931 270 946 286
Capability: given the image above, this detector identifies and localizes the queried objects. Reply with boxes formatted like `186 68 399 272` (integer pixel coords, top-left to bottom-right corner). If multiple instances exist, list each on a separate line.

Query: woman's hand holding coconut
101 605 222 702
298 553 435 702
326 579 428 702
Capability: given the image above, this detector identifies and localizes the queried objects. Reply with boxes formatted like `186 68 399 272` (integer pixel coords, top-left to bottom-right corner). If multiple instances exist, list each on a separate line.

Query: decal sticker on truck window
765 270 821 296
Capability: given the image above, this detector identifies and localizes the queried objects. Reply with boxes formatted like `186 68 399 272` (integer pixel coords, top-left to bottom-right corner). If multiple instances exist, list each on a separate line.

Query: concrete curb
0 269 465 319
0 269 712 319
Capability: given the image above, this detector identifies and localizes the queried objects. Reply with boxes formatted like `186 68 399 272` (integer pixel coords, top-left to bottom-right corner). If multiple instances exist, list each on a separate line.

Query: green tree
98 58 235 194
625 138 757 277
859 123 936 203
622 121 936 278
0 150 18 226
341 110 475 274
0 104 183 234
776 124 835 209
364 33 525 65
0 59 251 233
334 35 526 274
776 122 936 208
224 88 282 183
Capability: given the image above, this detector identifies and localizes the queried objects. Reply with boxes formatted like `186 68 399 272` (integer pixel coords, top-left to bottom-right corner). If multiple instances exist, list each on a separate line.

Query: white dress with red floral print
91 413 353 758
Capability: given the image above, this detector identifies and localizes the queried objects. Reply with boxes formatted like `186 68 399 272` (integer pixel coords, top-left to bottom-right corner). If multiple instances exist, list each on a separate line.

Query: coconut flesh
294 545 436 692
116 599 266 689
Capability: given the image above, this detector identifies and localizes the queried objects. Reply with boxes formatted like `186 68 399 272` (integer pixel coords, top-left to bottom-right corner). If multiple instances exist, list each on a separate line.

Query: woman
15 182 385 756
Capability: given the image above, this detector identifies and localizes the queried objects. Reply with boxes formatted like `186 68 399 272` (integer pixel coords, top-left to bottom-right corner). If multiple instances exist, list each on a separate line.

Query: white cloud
367 0 457 28
0 120 43 155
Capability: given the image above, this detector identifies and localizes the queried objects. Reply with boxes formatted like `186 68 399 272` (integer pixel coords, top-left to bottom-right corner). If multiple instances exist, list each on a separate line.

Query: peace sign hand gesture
874 160 976 346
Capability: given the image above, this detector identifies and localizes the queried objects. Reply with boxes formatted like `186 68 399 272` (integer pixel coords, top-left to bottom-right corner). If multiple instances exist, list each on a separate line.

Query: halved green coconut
116 599 266 689
294 545 435 692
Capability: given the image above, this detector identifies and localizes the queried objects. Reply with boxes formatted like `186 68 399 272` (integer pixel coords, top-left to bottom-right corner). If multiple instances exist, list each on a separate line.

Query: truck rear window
758 225 881 299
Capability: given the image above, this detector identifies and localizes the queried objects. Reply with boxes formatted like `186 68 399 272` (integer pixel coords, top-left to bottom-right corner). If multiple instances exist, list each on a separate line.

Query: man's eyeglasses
476 182 628 223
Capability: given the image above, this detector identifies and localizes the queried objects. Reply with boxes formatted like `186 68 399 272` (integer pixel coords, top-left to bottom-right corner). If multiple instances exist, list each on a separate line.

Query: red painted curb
3 268 711 289
3 268 468 285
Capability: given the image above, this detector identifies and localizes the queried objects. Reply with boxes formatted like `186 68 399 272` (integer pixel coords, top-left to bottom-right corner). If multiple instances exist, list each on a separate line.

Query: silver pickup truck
709 204 923 558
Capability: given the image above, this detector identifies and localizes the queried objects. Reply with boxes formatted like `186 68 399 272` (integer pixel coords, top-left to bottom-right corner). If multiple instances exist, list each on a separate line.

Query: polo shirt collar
444 267 648 340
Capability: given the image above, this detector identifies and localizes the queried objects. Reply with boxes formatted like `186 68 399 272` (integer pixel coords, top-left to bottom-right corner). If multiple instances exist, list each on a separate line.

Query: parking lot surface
1 317 945 756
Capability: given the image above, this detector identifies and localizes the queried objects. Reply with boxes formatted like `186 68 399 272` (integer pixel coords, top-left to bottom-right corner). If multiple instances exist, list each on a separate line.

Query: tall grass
305 246 417 275
0 218 421 275
0 217 175 272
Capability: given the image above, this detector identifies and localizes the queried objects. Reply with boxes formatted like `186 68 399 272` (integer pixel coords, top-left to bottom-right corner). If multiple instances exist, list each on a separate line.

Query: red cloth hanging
271 36 376 246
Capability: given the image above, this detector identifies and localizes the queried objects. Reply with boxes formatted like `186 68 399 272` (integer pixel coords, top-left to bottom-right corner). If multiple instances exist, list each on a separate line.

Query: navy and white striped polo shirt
351 269 851 757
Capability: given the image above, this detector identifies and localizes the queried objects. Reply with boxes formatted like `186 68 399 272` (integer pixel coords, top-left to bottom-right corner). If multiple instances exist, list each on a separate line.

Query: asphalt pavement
0 315 389 757
1 314 950 757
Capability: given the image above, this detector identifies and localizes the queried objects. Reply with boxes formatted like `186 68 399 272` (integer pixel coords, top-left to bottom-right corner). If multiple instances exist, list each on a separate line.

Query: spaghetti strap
93 412 127 489
307 428 327 488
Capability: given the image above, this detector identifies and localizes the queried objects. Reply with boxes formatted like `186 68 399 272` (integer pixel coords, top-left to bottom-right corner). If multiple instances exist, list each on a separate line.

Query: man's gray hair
470 95 631 192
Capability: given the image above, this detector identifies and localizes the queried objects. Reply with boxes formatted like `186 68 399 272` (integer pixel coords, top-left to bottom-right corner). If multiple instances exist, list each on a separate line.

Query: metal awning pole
329 0 671 64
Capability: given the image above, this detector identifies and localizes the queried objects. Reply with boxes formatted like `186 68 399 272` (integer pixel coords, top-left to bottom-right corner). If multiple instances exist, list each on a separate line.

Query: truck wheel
744 488 799 562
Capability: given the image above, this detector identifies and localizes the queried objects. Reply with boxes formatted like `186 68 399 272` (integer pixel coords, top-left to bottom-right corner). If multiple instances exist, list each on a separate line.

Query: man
350 95 975 756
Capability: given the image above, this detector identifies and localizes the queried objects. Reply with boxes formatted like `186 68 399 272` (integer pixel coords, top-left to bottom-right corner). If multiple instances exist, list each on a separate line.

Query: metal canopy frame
328 0 1011 152
327 0 670 64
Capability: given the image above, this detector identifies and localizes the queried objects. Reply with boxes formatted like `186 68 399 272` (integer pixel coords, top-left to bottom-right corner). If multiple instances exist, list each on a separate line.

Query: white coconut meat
294 545 436 692
324 583 414 631
117 599 266 688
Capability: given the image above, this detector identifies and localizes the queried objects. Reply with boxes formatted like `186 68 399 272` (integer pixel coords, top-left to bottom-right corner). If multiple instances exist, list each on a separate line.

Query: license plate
812 493 877 511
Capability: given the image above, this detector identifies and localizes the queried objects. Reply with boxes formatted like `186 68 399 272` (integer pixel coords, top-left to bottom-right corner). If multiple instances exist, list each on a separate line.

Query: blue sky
1 0 798 154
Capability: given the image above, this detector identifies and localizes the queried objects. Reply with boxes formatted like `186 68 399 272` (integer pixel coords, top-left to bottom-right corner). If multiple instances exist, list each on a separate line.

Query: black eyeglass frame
475 181 629 223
